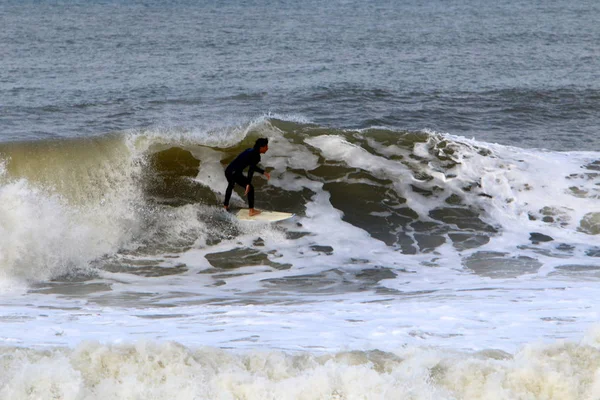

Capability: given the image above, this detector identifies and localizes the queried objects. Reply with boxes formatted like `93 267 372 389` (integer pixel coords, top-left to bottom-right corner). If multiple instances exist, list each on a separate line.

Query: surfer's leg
224 183 234 208
246 184 255 208
225 172 252 208
244 183 261 216
223 172 236 208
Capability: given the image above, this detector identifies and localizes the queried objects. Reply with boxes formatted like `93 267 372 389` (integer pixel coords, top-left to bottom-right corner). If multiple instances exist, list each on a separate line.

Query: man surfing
223 138 271 216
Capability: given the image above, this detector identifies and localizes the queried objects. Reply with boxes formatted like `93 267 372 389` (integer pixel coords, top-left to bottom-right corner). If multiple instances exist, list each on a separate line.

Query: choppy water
1 0 600 398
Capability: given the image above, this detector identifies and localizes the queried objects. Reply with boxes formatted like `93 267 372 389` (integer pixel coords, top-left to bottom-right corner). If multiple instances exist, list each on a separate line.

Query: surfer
223 138 271 216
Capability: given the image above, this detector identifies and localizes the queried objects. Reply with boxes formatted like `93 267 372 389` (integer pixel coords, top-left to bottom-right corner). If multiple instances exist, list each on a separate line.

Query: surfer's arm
245 166 269 195
253 167 271 181
246 164 265 181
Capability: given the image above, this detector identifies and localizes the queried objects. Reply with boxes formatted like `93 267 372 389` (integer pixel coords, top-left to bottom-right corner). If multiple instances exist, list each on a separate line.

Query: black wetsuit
223 148 265 209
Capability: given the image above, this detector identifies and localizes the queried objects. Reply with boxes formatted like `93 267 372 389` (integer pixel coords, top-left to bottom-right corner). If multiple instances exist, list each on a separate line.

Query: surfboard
235 209 294 222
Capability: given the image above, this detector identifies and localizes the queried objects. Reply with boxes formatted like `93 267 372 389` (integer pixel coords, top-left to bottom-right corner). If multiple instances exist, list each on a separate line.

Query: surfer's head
254 138 269 153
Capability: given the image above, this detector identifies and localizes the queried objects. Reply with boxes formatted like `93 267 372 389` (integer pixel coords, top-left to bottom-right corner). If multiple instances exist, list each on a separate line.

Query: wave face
1 118 600 283
0 135 145 282
2 119 600 399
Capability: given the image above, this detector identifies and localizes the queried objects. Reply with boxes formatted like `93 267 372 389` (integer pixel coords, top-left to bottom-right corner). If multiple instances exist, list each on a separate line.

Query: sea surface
1 0 600 398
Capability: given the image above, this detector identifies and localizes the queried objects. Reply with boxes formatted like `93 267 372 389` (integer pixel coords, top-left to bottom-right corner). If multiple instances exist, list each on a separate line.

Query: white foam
444 138 600 243
265 135 320 173
2 330 600 400
0 179 133 283
305 135 439 217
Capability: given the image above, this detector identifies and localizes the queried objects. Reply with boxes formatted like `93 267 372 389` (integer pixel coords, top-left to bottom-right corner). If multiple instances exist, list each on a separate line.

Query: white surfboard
235 209 294 222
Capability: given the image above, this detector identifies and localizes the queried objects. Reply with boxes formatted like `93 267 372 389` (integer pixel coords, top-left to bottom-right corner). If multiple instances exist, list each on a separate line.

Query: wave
2 328 600 399
1 117 600 283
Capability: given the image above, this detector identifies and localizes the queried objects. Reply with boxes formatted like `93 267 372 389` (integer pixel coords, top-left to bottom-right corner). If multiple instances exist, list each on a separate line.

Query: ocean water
1 0 600 398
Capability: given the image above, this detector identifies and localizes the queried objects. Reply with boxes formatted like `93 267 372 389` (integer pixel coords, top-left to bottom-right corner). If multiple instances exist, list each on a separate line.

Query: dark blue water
2 0 599 148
